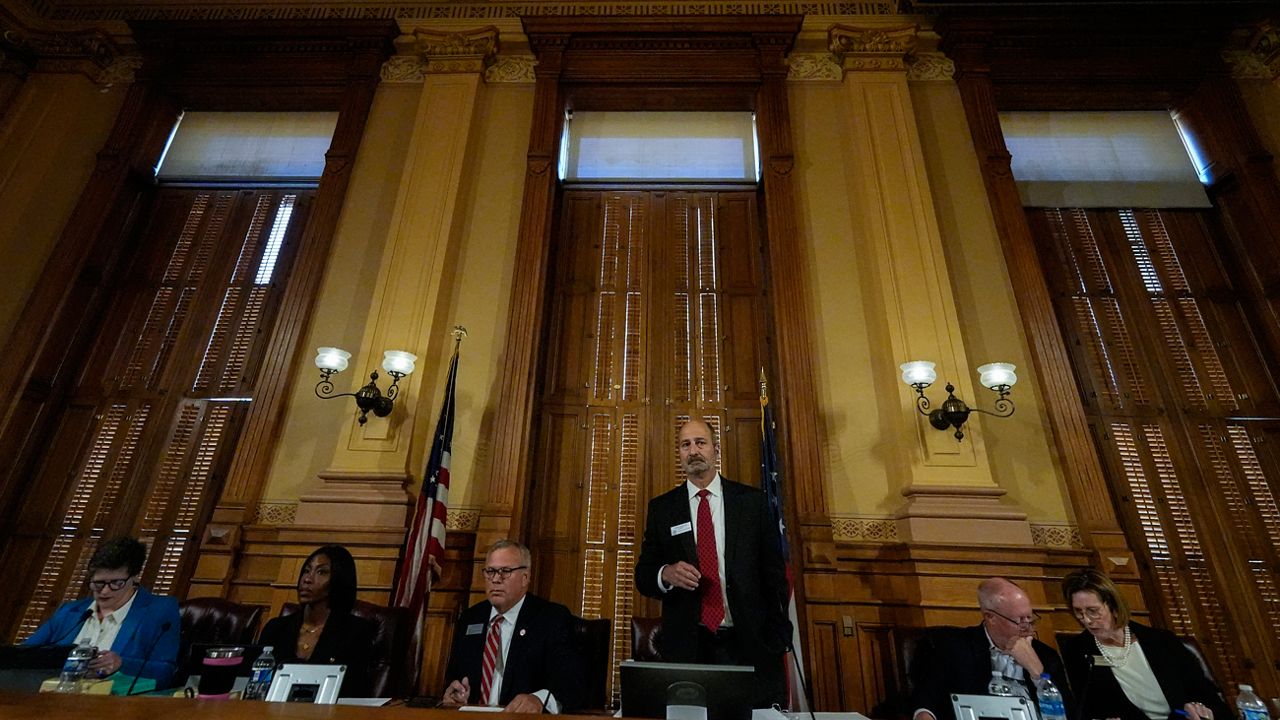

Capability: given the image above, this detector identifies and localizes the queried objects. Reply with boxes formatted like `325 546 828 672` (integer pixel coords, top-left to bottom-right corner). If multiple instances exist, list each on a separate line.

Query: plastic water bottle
56 642 96 693
242 646 276 700
988 670 1014 697
1037 674 1068 720
1237 685 1271 720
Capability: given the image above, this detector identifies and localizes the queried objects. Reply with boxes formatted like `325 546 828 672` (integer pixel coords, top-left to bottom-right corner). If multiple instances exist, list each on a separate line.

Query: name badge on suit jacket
466 623 485 635
670 522 692 536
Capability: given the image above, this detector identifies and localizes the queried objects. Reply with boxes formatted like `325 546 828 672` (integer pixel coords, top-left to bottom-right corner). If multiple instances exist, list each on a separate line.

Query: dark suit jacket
1060 622 1230 720
634 477 792 669
909 624 1074 720
259 609 376 698
443 593 584 713
23 586 181 690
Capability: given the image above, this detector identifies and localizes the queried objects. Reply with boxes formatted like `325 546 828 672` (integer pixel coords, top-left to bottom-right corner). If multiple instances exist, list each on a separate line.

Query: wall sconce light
899 360 1017 441
315 347 417 425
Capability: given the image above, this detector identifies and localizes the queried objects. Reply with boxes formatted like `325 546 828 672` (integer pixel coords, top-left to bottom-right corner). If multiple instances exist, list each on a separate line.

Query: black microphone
124 621 172 696
1074 654 1097 720
49 609 94 646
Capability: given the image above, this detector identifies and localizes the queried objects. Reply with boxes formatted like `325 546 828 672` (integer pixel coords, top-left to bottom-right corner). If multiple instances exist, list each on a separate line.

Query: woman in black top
1058 568 1229 720
259 545 375 697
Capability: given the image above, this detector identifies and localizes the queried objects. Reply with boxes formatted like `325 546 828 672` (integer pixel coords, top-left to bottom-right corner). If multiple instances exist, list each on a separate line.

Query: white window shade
562 111 759 182
999 111 1210 208
157 111 338 182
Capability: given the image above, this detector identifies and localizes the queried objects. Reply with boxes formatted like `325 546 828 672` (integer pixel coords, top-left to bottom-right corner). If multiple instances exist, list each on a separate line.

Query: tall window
1031 207 1280 689
13 188 311 639
530 189 769 703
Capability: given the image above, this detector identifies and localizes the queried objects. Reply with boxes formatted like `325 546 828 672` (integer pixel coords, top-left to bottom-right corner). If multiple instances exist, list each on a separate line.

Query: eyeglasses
88 578 131 592
482 566 528 580
1072 606 1107 621
987 608 1041 629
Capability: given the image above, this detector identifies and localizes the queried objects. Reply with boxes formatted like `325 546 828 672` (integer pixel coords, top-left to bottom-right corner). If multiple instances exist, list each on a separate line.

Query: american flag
760 371 810 712
393 341 460 683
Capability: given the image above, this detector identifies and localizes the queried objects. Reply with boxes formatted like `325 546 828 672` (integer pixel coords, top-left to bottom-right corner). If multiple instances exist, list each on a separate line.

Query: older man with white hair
909 577 1074 720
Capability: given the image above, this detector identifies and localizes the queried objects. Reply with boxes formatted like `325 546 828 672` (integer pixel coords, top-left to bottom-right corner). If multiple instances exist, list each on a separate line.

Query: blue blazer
23 586 180 690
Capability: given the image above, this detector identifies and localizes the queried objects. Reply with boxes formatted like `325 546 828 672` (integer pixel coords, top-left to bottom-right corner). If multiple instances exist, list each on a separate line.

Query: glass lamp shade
315 347 351 373
900 361 938 387
977 362 1018 389
382 350 418 377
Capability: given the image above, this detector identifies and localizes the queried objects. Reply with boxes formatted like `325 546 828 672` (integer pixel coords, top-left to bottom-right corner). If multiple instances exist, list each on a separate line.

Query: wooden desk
0 693 560 719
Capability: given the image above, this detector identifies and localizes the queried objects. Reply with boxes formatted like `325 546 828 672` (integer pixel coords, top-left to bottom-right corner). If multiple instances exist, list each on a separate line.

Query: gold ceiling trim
29 0 897 23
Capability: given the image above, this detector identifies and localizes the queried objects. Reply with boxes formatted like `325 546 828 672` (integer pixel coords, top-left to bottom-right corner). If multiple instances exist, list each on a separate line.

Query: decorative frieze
381 54 426 83
414 26 498 74
446 508 480 532
829 23 918 72
906 51 953 81
831 516 900 542
1226 22 1279 82
1030 523 1084 549
255 501 298 525
484 55 536 84
41 1 898 23
787 52 842 82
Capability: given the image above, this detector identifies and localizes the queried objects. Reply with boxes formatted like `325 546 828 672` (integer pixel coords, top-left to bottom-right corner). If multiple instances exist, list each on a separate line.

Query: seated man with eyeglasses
23 536 180 692
909 577 1074 720
441 539 584 713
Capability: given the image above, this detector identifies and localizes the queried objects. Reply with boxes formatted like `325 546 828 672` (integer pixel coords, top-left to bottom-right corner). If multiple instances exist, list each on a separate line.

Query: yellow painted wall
403 80 534 507
909 80 1073 524
259 77 534 507
0 73 126 344
789 73 1072 523
260 82 420 502
789 78 896 516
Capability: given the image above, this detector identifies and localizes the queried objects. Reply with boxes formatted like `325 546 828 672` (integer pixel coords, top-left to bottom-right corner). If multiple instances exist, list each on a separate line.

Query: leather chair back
570 615 612 710
177 597 264 685
630 616 663 662
869 625 938 720
280 600 414 698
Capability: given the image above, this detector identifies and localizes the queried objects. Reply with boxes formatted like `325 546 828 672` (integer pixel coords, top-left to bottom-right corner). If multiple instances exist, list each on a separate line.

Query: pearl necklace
1094 625 1133 667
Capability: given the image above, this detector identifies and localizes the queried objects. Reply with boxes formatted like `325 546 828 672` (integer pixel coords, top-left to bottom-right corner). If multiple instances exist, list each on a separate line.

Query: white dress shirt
74 586 139 653
1110 641 1171 720
656 473 734 628
484 595 559 713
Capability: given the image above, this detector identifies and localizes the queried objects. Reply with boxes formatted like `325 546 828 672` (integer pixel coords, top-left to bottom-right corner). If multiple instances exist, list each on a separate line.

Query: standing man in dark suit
635 419 792 708
442 539 584 713
909 577 1074 720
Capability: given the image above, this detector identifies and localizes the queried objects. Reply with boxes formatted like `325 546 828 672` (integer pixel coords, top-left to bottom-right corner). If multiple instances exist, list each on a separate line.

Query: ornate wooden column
939 22 1134 564
478 32 567 553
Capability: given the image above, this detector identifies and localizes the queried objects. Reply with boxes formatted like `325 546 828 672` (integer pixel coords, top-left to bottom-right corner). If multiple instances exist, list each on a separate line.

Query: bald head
978 577 1036 647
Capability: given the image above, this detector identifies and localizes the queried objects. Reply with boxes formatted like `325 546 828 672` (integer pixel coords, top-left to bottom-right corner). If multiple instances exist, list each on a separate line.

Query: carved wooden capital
1243 21 1280 81
829 23 918 73
413 26 499 74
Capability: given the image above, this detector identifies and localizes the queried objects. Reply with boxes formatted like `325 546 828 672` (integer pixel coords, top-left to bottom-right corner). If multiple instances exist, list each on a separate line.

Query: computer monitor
620 660 755 720
0 644 72 693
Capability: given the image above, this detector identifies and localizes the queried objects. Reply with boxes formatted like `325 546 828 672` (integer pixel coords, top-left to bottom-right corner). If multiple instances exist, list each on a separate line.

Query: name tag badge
670 522 693 536
466 623 485 636
1091 655 1114 668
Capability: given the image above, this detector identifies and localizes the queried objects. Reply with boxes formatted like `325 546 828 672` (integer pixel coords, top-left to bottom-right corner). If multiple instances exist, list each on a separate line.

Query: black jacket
909 624 1074 720
443 593 584 713
1059 622 1230 720
259 609 376 698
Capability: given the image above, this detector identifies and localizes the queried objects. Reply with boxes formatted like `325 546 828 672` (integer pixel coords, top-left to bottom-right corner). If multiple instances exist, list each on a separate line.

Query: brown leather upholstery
870 625 939 720
177 597 264 684
631 616 663 662
570 615 612 710
280 600 414 698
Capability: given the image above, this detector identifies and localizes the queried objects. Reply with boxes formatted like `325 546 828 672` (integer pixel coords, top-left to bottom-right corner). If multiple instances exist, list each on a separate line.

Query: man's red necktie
480 614 503 704
696 489 725 630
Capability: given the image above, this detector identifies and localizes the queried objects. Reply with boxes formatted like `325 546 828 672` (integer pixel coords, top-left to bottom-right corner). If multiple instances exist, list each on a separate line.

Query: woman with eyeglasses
22 536 181 692
258 545 376 697
1059 569 1229 720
